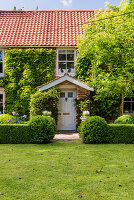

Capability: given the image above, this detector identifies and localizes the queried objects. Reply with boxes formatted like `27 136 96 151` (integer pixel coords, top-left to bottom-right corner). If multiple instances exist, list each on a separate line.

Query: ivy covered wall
3 48 56 116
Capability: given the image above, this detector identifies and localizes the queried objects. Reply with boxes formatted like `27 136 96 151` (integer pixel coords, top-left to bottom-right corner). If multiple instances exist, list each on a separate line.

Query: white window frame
0 89 5 114
0 50 4 77
123 97 134 114
56 49 76 76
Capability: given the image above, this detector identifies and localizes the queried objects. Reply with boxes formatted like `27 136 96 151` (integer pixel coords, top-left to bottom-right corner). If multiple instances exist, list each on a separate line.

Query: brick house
0 10 95 130
0 10 131 130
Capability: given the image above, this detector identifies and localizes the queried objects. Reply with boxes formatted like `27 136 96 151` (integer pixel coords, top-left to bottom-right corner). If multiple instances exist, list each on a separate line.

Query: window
60 92 65 98
68 92 73 98
57 50 76 76
0 91 5 114
123 97 134 114
0 50 4 76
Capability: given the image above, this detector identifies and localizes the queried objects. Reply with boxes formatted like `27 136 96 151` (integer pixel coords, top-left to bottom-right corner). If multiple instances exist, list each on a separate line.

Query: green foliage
28 115 56 144
74 97 90 126
0 114 12 124
0 115 56 144
4 48 56 116
80 116 108 144
89 85 122 120
76 0 134 120
114 115 134 124
0 113 28 124
0 124 30 144
107 124 134 143
0 77 6 87
30 88 59 123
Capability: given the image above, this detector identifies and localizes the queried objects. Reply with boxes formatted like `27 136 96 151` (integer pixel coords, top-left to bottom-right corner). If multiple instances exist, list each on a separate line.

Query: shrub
0 124 30 144
107 124 134 144
0 114 12 124
30 88 59 123
114 115 134 124
80 116 108 144
28 115 56 144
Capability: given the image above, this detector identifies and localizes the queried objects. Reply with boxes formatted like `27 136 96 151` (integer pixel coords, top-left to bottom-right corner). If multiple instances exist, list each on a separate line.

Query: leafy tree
76 0 134 120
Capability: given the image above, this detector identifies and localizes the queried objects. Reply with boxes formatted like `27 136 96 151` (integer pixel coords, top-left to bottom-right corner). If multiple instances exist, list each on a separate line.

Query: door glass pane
59 62 66 73
0 51 2 62
0 94 3 102
60 92 65 98
0 103 3 114
0 63 3 73
68 92 73 98
124 102 131 113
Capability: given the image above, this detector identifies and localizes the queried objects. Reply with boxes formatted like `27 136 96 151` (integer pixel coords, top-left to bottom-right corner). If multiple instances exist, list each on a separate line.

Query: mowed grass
0 141 134 200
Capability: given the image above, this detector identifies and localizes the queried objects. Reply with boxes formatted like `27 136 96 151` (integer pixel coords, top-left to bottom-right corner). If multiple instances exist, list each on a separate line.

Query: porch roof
38 74 94 91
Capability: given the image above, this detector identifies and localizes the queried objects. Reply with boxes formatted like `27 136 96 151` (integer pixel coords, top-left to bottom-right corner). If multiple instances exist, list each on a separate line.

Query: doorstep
53 131 80 141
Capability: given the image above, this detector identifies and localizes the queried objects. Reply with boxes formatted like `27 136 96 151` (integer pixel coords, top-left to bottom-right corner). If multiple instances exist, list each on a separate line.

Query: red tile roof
0 10 94 47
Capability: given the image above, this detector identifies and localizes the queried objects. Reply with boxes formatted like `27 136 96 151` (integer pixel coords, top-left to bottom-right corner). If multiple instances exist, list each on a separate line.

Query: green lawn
0 141 134 200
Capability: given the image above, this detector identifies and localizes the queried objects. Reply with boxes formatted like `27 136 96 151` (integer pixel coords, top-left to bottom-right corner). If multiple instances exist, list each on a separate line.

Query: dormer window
56 50 76 76
0 50 4 77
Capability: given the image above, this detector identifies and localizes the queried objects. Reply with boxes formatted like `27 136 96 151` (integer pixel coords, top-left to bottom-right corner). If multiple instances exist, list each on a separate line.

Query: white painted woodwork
57 90 76 130
39 74 94 91
0 88 5 114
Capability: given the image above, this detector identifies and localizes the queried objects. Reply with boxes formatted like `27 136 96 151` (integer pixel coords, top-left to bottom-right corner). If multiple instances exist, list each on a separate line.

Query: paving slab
53 131 80 141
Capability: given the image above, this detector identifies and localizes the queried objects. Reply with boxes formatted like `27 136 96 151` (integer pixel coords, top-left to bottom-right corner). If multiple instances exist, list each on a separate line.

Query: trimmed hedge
28 115 56 144
80 116 108 144
0 116 56 144
0 124 30 144
107 124 134 144
114 115 134 124
79 116 134 144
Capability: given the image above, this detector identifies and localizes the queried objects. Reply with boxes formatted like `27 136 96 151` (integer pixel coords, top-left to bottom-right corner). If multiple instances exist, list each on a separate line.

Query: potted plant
80 111 90 121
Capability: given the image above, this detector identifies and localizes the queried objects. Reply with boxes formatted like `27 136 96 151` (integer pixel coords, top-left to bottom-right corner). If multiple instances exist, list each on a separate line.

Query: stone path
53 131 80 141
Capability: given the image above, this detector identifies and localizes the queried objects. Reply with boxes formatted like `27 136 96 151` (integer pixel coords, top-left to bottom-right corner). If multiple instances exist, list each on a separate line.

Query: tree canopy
76 0 134 119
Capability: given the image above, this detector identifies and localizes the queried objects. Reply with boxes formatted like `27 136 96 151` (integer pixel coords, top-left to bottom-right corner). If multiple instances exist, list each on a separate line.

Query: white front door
57 90 76 130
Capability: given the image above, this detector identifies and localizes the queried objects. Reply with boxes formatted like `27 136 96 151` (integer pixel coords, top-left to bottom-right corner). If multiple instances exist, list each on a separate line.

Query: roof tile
0 10 94 47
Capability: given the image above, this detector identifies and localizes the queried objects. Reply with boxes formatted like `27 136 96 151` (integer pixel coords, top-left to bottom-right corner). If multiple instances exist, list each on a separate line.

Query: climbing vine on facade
4 48 56 116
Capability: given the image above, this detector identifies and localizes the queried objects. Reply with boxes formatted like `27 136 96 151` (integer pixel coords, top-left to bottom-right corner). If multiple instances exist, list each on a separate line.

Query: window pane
0 51 2 62
60 92 65 98
132 97 134 101
67 50 74 54
59 50 66 54
67 62 74 73
132 102 134 113
68 92 73 98
124 102 131 113
0 94 3 102
0 103 3 114
59 54 66 61
67 53 74 61
124 97 131 101
0 63 3 73
59 62 66 73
